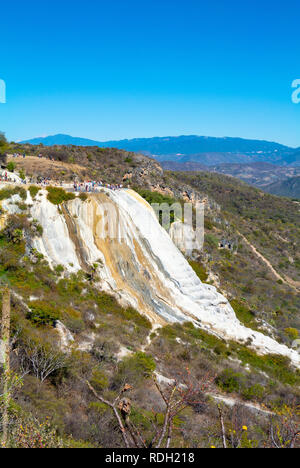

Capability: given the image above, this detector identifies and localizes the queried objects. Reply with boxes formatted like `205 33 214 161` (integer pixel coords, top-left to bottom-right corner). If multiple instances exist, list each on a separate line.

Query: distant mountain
280 151 300 167
264 176 300 199
21 134 102 147
162 161 300 190
21 134 299 166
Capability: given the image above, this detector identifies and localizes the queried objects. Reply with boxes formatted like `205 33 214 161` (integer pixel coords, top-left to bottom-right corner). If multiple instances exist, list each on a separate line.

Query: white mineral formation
169 221 204 255
4 187 300 366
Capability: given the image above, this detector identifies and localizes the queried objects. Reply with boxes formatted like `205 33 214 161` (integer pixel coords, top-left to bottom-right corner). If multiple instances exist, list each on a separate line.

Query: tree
0 132 7 149
87 371 214 448
18 340 68 383
268 405 300 448
6 162 16 173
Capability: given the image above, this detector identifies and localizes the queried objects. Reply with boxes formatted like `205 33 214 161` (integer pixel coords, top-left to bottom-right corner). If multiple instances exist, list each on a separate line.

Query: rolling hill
21 134 300 166
161 161 300 190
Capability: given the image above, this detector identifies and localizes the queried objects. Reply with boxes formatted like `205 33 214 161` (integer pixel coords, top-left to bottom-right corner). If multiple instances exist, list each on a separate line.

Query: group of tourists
73 181 124 192
0 171 20 183
12 153 26 158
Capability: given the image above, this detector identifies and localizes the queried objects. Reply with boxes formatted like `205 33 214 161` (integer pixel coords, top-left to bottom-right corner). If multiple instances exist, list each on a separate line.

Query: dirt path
154 371 274 416
239 232 300 292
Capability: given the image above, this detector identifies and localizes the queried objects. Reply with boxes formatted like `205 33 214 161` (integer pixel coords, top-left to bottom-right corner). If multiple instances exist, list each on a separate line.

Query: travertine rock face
169 221 204 256
3 186 300 366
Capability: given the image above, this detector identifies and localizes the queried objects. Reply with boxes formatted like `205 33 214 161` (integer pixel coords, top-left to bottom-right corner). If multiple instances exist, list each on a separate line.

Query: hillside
6 142 162 184
0 145 299 448
264 176 300 200
161 161 300 192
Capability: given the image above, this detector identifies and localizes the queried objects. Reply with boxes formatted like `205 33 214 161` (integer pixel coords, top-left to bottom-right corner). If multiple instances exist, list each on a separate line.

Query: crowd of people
0 171 125 194
73 181 124 192
0 171 19 183
12 152 27 159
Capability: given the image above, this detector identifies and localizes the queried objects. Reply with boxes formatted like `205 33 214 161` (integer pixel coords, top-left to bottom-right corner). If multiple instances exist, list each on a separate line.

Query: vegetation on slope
46 186 75 205
4 141 161 185
156 171 300 342
0 144 298 447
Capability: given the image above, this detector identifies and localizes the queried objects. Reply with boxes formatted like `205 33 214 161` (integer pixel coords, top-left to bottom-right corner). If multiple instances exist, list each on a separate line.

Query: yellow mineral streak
132 238 174 307
0 202 7 230
125 189 154 212
88 194 164 324
60 204 92 272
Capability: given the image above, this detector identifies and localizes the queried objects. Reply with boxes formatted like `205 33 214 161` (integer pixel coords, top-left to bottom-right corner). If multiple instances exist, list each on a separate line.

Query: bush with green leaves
0 186 27 201
189 260 208 282
29 186 40 199
79 192 88 202
241 384 266 401
216 369 246 393
19 169 26 180
27 301 61 326
113 352 156 388
7 161 16 172
46 187 75 205
0 131 7 149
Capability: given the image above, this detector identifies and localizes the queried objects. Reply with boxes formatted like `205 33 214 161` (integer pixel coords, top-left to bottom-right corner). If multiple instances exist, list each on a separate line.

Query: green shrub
205 233 219 248
79 192 88 202
284 328 299 341
27 301 61 326
90 368 109 391
55 264 64 275
0 186 27 201
114 352 156 387
216 369 245 393
29 186 40 199
236 349 299 386
7 161 16 172
19 169 26 180
242 384 265 401
231 300 257 329
121 307 152 330
133 188 178 206
63 307 84 333
1 214 31 243
189 260 208 282
46 187 75 205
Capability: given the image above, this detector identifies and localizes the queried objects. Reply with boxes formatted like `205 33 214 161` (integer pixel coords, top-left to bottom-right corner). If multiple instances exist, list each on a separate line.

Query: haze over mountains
22 134 300 167
21 134 300 199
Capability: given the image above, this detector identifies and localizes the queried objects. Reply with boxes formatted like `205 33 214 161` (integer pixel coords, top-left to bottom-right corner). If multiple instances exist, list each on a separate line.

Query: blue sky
1 0 300 146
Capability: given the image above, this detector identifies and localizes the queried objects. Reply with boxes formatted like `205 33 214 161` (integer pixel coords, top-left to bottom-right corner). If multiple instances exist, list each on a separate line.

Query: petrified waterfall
3 187 300 366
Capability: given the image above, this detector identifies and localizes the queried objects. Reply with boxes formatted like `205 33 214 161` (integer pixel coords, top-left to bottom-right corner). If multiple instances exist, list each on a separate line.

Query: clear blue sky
1 0 300 146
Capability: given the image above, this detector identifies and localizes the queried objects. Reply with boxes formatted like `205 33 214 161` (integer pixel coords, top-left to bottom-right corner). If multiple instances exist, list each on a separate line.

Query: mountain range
21 134 300 166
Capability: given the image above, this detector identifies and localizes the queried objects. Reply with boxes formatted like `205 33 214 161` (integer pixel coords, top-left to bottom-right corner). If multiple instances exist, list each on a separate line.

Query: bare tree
268 405 300 449
18 340 68 383
87 371 213 448
218 405 227 449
